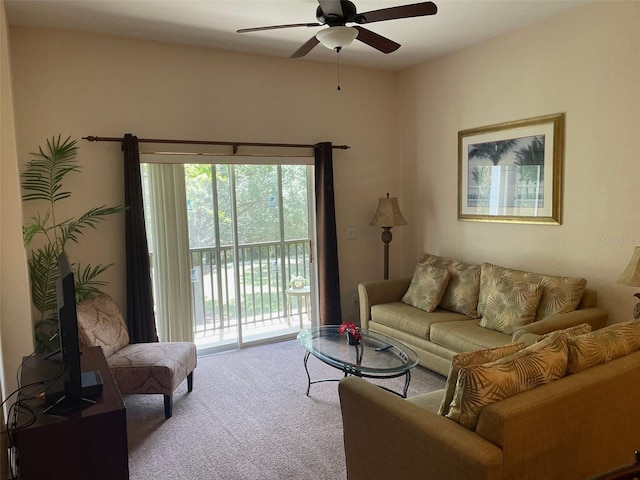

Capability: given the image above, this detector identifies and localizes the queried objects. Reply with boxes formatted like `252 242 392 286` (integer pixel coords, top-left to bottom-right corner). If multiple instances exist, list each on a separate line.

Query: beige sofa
338 324 640 480
359 254 608 376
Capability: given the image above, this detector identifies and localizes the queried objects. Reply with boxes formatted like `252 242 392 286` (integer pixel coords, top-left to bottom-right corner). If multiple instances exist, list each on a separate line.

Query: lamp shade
618 246 640 287
316 26 358 51
369 194 407 228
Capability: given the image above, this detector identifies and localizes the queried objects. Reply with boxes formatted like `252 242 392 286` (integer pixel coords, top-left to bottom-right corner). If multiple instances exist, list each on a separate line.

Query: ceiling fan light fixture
316 26 358 51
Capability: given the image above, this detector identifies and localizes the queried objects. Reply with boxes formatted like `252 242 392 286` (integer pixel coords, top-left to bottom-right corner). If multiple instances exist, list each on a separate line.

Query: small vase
346 331 360 346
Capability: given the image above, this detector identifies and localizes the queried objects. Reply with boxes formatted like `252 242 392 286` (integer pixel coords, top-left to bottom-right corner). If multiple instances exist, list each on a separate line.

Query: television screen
44 252 101 415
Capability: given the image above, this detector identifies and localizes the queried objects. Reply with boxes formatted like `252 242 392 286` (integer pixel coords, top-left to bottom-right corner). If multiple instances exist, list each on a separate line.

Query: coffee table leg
402 369 412 398
303 350 312 396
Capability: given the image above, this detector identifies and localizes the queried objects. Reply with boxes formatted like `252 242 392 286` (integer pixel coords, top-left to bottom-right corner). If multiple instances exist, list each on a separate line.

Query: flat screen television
44 251 102 416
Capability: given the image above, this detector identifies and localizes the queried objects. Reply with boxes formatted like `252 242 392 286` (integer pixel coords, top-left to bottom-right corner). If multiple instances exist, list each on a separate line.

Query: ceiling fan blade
359 2 437 24
237 23 320 34
291 36 321 58
354 26 400 54
317 0 344 18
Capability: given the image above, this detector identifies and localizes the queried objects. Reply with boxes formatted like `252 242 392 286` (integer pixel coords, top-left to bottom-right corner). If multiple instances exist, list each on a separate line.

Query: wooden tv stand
15 346 129 479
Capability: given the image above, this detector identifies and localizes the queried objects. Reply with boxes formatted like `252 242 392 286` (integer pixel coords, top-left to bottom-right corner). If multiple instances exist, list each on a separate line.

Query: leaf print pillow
438 342 526 417
446 335 568 430
479 282 543 334
418 253 481 318
566 321 640 374
402 264 450 313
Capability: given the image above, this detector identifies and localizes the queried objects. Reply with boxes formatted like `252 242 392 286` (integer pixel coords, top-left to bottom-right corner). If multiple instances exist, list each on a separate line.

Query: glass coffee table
297 326 419 398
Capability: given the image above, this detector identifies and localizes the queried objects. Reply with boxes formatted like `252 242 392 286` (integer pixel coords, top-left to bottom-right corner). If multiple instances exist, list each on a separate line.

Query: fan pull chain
336 47 342 91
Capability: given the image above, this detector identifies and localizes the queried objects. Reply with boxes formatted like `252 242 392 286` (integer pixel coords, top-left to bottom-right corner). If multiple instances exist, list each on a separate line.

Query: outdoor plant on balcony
21 135 124 352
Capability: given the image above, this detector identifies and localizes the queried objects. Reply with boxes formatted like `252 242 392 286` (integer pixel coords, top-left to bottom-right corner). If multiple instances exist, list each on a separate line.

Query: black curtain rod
83 136 350 153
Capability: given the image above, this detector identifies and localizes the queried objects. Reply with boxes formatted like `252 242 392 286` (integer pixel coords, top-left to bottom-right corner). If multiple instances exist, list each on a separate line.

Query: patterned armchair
76 294 197 418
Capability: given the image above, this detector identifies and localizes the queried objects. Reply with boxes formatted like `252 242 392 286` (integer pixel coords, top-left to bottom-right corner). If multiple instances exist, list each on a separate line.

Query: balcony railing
189 239 311 342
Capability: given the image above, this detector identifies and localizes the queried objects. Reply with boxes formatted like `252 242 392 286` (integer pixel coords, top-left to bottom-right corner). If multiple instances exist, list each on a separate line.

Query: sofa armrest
511 306 609 342
476 350 640 479
338 376 503 480
358 278 411 329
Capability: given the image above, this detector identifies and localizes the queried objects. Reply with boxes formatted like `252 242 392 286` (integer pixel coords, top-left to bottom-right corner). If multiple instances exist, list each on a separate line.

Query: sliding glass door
142 157 317 354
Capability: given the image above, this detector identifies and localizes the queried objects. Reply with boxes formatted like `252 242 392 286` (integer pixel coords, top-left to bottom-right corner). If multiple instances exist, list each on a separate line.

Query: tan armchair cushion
76 294 130 358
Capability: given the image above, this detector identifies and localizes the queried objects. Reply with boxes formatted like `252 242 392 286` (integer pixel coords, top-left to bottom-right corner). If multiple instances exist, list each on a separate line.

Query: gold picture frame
458 113 564 224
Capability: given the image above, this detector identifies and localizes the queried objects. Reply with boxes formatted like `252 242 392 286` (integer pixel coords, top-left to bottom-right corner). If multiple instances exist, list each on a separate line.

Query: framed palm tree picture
458 113 564 224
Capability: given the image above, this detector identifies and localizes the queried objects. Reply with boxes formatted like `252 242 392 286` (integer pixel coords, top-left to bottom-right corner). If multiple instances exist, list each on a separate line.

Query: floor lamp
370 193 407 280
617 246 640 319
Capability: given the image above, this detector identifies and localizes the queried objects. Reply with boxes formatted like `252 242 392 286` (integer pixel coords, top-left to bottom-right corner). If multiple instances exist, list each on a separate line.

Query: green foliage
468 139 518 166
514 136 545 183
183 163 309 248
21 134 124 352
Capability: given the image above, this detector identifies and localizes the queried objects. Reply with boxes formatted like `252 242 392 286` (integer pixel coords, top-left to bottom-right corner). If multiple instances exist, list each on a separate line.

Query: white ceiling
5 0 590 71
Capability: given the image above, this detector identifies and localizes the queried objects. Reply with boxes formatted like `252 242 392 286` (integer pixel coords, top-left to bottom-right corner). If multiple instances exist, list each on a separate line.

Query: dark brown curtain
314 142 342 325
122 134 159 343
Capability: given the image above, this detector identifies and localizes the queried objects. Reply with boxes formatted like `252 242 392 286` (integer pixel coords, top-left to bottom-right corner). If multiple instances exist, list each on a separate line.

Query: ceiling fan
237 1 438 58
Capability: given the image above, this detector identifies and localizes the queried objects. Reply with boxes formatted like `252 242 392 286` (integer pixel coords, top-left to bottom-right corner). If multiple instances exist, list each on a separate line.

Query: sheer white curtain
148 164 194 342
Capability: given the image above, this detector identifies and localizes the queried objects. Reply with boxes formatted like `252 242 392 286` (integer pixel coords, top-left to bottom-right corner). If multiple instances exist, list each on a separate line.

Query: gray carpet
125 339 446 480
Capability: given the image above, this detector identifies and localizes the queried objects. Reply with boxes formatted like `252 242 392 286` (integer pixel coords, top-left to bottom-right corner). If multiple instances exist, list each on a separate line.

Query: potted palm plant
21 135 124 352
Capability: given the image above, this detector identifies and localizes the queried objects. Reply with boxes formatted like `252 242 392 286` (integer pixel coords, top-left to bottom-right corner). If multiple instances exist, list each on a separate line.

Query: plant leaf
21 134 79 204
28 244 59 320
74 262 114 303
61 205 125 248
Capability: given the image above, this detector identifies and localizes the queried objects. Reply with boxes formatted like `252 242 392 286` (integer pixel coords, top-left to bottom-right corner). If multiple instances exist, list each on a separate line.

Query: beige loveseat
339 322 640 480
359 253 608 376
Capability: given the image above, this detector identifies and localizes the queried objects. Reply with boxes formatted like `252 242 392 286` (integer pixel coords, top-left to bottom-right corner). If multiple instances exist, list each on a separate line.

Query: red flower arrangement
338 322 362 343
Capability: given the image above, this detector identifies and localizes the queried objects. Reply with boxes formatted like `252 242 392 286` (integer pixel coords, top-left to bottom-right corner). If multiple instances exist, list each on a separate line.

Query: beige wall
0 0 35 450
8 27 399 325
3 1 639 380
397 0 640 324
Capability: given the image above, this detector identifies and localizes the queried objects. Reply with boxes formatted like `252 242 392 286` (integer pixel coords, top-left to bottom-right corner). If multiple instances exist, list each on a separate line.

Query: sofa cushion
479 282 543 334
430 319 512 354
438 343 526 416
371 302 470 343
371 303 466 340
538 322 592 342
446 335 568 430
402 264 450 313
478 263 587 322
566 321 640 374
533 273 588 321
419 253 481 318
76 294 130 358
407 389 446 414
